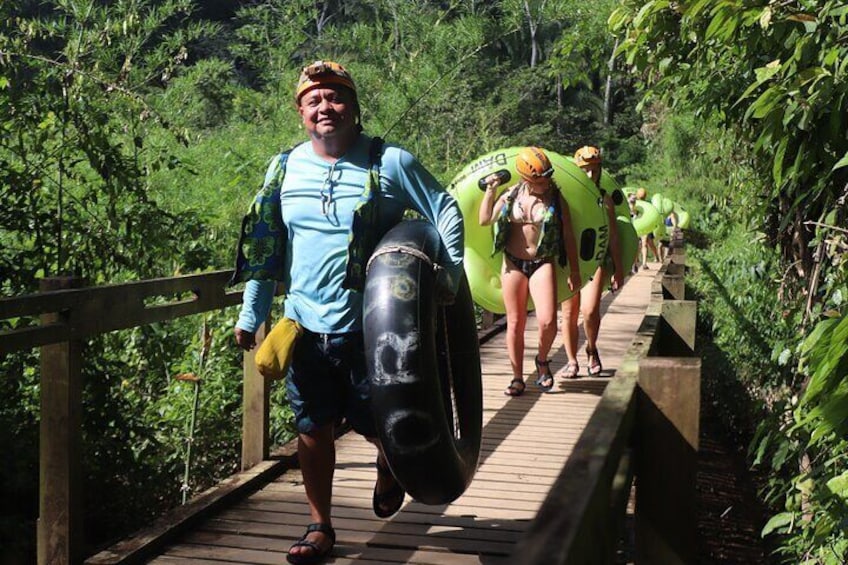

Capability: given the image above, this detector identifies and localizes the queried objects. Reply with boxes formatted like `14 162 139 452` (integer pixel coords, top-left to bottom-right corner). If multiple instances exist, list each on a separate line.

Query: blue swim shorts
285 329 377 437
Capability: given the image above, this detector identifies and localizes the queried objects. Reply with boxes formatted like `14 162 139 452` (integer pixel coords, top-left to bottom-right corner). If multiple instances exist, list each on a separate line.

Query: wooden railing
513 232 701 564
0 271 280 565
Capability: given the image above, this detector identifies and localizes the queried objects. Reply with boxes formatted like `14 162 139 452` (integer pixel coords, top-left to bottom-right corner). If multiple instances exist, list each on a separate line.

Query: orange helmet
635 187 647 200
516 147 554 181
574 145 601 167
295 60 356 103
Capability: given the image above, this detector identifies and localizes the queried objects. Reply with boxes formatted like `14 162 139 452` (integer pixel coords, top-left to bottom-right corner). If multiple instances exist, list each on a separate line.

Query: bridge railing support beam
635 292 700 565
38 276 84 565
241 320 271 470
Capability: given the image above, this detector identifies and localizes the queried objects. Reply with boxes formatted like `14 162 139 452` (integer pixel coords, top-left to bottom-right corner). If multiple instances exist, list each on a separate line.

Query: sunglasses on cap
302 61 349 79
295 60 356 102
526 165 554 179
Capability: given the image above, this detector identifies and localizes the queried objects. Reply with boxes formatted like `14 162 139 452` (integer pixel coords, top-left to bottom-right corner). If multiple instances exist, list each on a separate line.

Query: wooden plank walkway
147 266 658 564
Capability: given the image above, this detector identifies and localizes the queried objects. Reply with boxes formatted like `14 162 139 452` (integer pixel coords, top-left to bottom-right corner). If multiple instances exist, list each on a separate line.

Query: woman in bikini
559 146 624 380
479 147 581 396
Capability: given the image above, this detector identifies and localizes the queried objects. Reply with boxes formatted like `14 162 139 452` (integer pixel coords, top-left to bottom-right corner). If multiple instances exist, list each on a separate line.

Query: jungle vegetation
1 1 845 562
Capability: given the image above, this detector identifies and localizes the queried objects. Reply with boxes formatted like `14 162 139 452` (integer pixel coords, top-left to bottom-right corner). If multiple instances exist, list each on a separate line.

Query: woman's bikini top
492 182 565 265
510 193 548 225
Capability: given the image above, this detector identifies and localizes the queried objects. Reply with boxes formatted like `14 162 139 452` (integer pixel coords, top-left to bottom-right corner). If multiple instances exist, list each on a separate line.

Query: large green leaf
826 471 848 501
762 511 794 536
832 152 848 172
754 60 782 84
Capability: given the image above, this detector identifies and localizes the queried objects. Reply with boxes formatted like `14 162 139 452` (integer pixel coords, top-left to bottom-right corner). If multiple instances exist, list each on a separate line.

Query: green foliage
750 312 848 563
611 0 848 267
0 353 40 562
750 236 848 562
77 310 257 544
230 0 317 87
690 230 796 387
0 0 217 289
157 58 241 130
550 0 619 89
611 1 848 560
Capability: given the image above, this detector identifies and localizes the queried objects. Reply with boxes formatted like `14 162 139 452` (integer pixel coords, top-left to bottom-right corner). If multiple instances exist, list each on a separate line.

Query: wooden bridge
1 237 699 564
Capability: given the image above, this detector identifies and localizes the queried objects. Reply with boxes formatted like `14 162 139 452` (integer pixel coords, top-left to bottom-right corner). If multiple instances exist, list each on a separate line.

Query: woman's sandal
534 355 555 392
504 378 526 397
586 346 603 376
286 522 335 565
373 458 405 519
559 360 580 379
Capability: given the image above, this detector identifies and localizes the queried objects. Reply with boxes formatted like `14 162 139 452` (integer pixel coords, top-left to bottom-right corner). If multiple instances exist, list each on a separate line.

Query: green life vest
491 182 568 267
230 136 385 291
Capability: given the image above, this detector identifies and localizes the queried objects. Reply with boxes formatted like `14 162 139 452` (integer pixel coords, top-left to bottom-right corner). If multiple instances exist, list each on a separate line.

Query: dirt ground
615 363 775 564
696 383 773 564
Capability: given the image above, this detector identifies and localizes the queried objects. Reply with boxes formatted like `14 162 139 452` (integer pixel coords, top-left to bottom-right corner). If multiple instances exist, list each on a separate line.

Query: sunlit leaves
754 59 781 84
826 471 848 501
798 314 848 411
614 0 848 217
762 511 794 536
1 0 215 287
833 152 848 172
613 0 848 560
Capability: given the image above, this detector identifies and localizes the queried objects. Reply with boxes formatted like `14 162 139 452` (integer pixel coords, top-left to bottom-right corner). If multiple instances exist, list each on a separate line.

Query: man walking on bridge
232 60 464 564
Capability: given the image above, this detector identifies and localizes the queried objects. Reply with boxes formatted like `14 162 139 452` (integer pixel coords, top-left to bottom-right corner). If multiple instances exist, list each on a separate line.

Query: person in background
628 192 641 274
479 147 580 396
233 60 464 565
558 146 623 378
635 187 661 269
658 210 679 261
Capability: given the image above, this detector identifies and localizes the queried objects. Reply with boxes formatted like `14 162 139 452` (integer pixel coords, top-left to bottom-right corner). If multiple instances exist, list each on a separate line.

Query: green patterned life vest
491 183 567 267
230 136 384 291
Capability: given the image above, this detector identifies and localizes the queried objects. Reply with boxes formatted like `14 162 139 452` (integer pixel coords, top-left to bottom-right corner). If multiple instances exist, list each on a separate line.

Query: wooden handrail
1 270 242 354
513 231 701 564
1 270 274 565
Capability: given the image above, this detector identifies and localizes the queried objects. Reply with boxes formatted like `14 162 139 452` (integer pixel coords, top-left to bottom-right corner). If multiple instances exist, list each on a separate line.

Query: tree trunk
523 0 541 68
556 74 563 136
604 38 619 126
315 1 331 38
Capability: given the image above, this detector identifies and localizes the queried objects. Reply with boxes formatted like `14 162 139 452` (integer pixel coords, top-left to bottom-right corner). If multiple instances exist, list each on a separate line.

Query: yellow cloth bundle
255 318 302 380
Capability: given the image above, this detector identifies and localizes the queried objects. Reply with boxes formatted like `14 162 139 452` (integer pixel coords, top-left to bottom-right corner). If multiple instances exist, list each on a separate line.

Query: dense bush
631 100 848 564
613 2 848 558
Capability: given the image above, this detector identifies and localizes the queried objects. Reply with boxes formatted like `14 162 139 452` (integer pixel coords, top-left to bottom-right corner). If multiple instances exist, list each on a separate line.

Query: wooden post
38 276 84 565
635 357 701 564
241 320 270 470
661 262 686 301
659 300 697 355
669 230 686 264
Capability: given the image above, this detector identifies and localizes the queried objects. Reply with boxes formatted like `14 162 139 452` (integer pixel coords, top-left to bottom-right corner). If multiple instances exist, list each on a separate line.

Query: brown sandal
559 360 580 379
504 378 526 396
373 458 405 518
586 347 602 376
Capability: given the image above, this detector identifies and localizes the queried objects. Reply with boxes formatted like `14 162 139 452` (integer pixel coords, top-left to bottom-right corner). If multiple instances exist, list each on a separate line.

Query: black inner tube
364 220 482 505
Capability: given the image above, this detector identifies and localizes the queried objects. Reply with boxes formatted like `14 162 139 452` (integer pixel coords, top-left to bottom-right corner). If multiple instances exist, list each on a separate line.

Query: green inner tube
448 147 607 314
632 199 662 236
